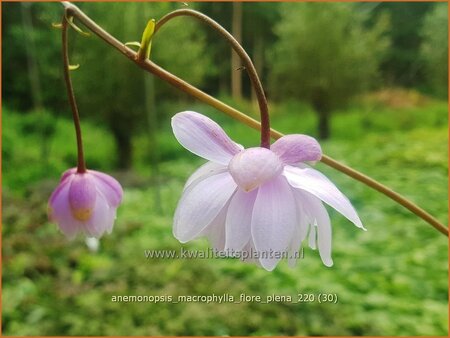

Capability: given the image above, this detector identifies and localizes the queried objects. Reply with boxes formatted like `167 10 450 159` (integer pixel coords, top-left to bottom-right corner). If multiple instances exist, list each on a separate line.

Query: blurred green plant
70 2 214 169
2 2 65 112
2 107 116 197
420 3 448 98
269 2 390 139
372 1 435 88
2 1 447 171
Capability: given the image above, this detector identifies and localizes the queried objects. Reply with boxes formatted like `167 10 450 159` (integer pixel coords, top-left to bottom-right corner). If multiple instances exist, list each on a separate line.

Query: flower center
72 208 94 222
69 173 97 222
228 147 283 192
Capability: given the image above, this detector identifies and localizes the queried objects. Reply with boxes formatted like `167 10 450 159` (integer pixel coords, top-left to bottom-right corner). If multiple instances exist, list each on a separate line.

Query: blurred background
2 1 448 336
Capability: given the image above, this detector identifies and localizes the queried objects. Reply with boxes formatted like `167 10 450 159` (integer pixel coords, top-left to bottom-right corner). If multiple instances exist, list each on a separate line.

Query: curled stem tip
65 14 91 37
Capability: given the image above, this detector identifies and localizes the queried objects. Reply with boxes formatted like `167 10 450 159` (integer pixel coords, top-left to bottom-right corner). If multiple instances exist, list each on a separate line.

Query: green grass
2 99 448 335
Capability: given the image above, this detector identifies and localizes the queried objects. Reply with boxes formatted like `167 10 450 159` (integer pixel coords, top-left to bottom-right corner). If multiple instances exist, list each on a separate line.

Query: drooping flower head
172 111 365 271
48 168 123 239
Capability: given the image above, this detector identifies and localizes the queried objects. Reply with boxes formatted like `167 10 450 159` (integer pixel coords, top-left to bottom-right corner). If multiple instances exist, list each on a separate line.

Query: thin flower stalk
62 11 86 173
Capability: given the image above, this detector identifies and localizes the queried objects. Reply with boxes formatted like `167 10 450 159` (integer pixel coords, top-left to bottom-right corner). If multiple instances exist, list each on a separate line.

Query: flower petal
85 192 116 238
48 179 82 240
68 174 97 222
293 190 320 246
240 240 262 267
172 111 242 165
49 174 74 208
174 171 237 243
199 202 229 251
251 175 297 271
225 188 257 251
229 147 282 192
90 170 123 207
308 224 317 250
287 224 302 267
287 203 308 267
295 190 333 267
271 134 322 165
60 168 76 183
184 161 228 191
283 165 365 230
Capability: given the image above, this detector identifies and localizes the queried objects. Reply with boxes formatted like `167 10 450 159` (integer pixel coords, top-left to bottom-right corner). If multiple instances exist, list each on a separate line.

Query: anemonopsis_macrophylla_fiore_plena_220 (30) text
171 111 365 271
48 168 123 240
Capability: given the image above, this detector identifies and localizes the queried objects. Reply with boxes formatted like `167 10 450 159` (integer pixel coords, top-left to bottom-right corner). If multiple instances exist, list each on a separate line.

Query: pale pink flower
172 111 365 271
48 168 123 239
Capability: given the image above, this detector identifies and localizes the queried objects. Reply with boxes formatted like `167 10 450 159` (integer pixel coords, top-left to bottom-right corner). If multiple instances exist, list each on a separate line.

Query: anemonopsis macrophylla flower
172 111 365 271
48 168 123 239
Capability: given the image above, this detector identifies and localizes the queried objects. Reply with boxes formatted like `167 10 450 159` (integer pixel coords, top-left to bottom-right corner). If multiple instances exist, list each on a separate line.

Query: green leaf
138 19 155 59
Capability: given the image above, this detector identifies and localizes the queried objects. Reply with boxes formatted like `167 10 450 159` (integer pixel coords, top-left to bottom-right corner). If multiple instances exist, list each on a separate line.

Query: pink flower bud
229 147 283 192
48 168 123 239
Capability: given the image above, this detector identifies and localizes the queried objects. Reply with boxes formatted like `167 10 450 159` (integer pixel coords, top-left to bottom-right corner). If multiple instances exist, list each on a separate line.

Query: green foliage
2 1 447 124
269 2 390 111
2 2 448 168
2 99 448 335
373 2 434 87
71 2 213 108
420 3 448 98
2 2 66 111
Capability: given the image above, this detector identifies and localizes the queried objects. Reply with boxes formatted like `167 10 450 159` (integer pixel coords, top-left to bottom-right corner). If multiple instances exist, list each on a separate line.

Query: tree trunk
312 89 331 140
111 123 132 170
317 108 330 140
231 2 243 99
21 3 43 109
